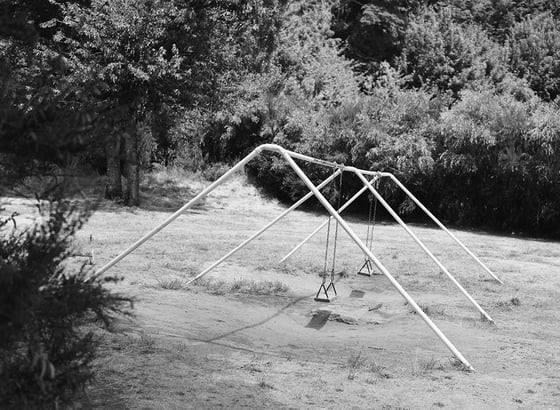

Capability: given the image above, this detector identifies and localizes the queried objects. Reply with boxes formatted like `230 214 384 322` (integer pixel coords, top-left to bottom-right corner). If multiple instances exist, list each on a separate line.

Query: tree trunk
104 135 122 200
124 125 140 206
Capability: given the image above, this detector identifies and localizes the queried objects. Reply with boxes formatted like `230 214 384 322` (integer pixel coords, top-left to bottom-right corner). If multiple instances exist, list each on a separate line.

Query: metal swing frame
96 143 503 372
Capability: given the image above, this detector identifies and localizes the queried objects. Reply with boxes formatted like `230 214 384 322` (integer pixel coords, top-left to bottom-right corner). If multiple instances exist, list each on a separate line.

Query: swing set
312 171 379 301
95 144 502 372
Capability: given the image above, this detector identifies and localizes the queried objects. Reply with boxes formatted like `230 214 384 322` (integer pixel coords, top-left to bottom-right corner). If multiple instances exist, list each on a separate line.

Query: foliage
331 0 421 68
0 1 99 189
508 11 560 101
399 6 507 94
0 6 132 407
237 0 560 236
54 0 185 204
5 0 560 241
429 88 560 234
0 200 132 409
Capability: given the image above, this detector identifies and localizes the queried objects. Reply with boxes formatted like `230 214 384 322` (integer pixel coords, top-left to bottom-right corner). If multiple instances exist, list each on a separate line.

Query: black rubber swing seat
357 258 382 276
314 282 337 302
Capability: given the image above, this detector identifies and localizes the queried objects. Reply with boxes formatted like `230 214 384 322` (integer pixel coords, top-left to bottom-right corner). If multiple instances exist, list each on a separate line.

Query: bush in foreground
0 199 132 409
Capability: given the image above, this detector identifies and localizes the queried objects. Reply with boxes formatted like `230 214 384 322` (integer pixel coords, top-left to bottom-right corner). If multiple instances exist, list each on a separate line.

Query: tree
331 0 422 71
508 11 560 101
1 3 132 407
56 0 285 204
0 0 100 189
399 6 507 95
57 0 183 205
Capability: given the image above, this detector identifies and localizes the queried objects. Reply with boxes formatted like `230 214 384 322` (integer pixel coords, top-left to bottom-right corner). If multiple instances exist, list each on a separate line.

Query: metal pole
95 147 264 276
280 150 475 371
285 149 378 177
385 174 503 284
280 176 379 263
350 169 493 323
185 169 342 285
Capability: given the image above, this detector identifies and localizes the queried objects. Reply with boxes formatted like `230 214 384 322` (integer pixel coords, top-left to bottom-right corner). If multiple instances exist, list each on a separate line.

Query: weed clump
195 278 288 296
412 357 443 376
152 276 289 296
346 348 390 381
406 302 446 317
156 277 184 290
496 297 521 309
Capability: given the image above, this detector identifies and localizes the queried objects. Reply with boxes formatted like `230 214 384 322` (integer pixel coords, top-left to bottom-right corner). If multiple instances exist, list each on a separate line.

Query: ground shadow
305 309 331 330
203 295 312 344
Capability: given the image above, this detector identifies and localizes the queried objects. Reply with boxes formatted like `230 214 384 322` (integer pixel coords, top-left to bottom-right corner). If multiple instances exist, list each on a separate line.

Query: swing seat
314 294 337 303
357 258 382 276
314 282 337 302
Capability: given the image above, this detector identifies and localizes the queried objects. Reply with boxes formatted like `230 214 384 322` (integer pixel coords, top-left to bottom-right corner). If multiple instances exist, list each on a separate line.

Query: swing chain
365 191 374 249
321 211 332 286
366 177 380 253
316 169 344 301
330 170 344 277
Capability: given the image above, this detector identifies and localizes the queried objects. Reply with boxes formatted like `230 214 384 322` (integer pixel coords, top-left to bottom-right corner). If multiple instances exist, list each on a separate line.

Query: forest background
2 0 560 237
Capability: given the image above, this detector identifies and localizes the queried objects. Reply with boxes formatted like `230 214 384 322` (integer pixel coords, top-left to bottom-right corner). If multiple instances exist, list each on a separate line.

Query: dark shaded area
305 309 332 330
350 290 365 298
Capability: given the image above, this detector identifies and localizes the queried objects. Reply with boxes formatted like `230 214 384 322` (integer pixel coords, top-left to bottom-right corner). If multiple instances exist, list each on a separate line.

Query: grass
346 348 390 381
109 332 157 354
155 277 184 290
151 276 289 296
496 297 521 308
405 302 446 317
346 349 366 380
194 277 289 296
447 356 472 372
412 357 442 376
9 171 560 408
140 166 207 211
69 234 95 264
257 377 274 389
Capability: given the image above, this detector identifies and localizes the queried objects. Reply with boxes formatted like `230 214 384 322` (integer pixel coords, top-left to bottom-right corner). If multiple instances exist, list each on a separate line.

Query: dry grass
7 171 560 409
346 348 391 381
150 276 289 296
411 356 443 376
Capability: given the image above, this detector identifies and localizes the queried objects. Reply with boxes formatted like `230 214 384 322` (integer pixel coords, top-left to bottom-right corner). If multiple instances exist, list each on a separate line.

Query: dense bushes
508 11 560 101
198 1 560 237
243 83 560 236
428 89 560 235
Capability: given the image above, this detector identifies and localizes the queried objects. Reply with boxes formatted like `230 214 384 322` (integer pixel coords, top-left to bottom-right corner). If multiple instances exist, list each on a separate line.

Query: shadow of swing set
96 144 503 372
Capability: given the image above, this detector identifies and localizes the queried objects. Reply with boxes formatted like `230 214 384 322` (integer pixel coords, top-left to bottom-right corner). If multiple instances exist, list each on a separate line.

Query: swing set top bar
258 144 383 177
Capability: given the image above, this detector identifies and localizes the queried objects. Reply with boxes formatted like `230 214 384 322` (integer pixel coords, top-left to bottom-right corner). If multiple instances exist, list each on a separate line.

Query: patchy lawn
4 172 560 409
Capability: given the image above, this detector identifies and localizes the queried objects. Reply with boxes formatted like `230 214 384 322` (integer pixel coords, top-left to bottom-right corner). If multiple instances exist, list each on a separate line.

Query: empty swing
357 178 381 276
315 170 344 302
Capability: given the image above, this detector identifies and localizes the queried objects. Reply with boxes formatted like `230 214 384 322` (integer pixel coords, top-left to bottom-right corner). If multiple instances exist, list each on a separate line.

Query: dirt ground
4 174 560 409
